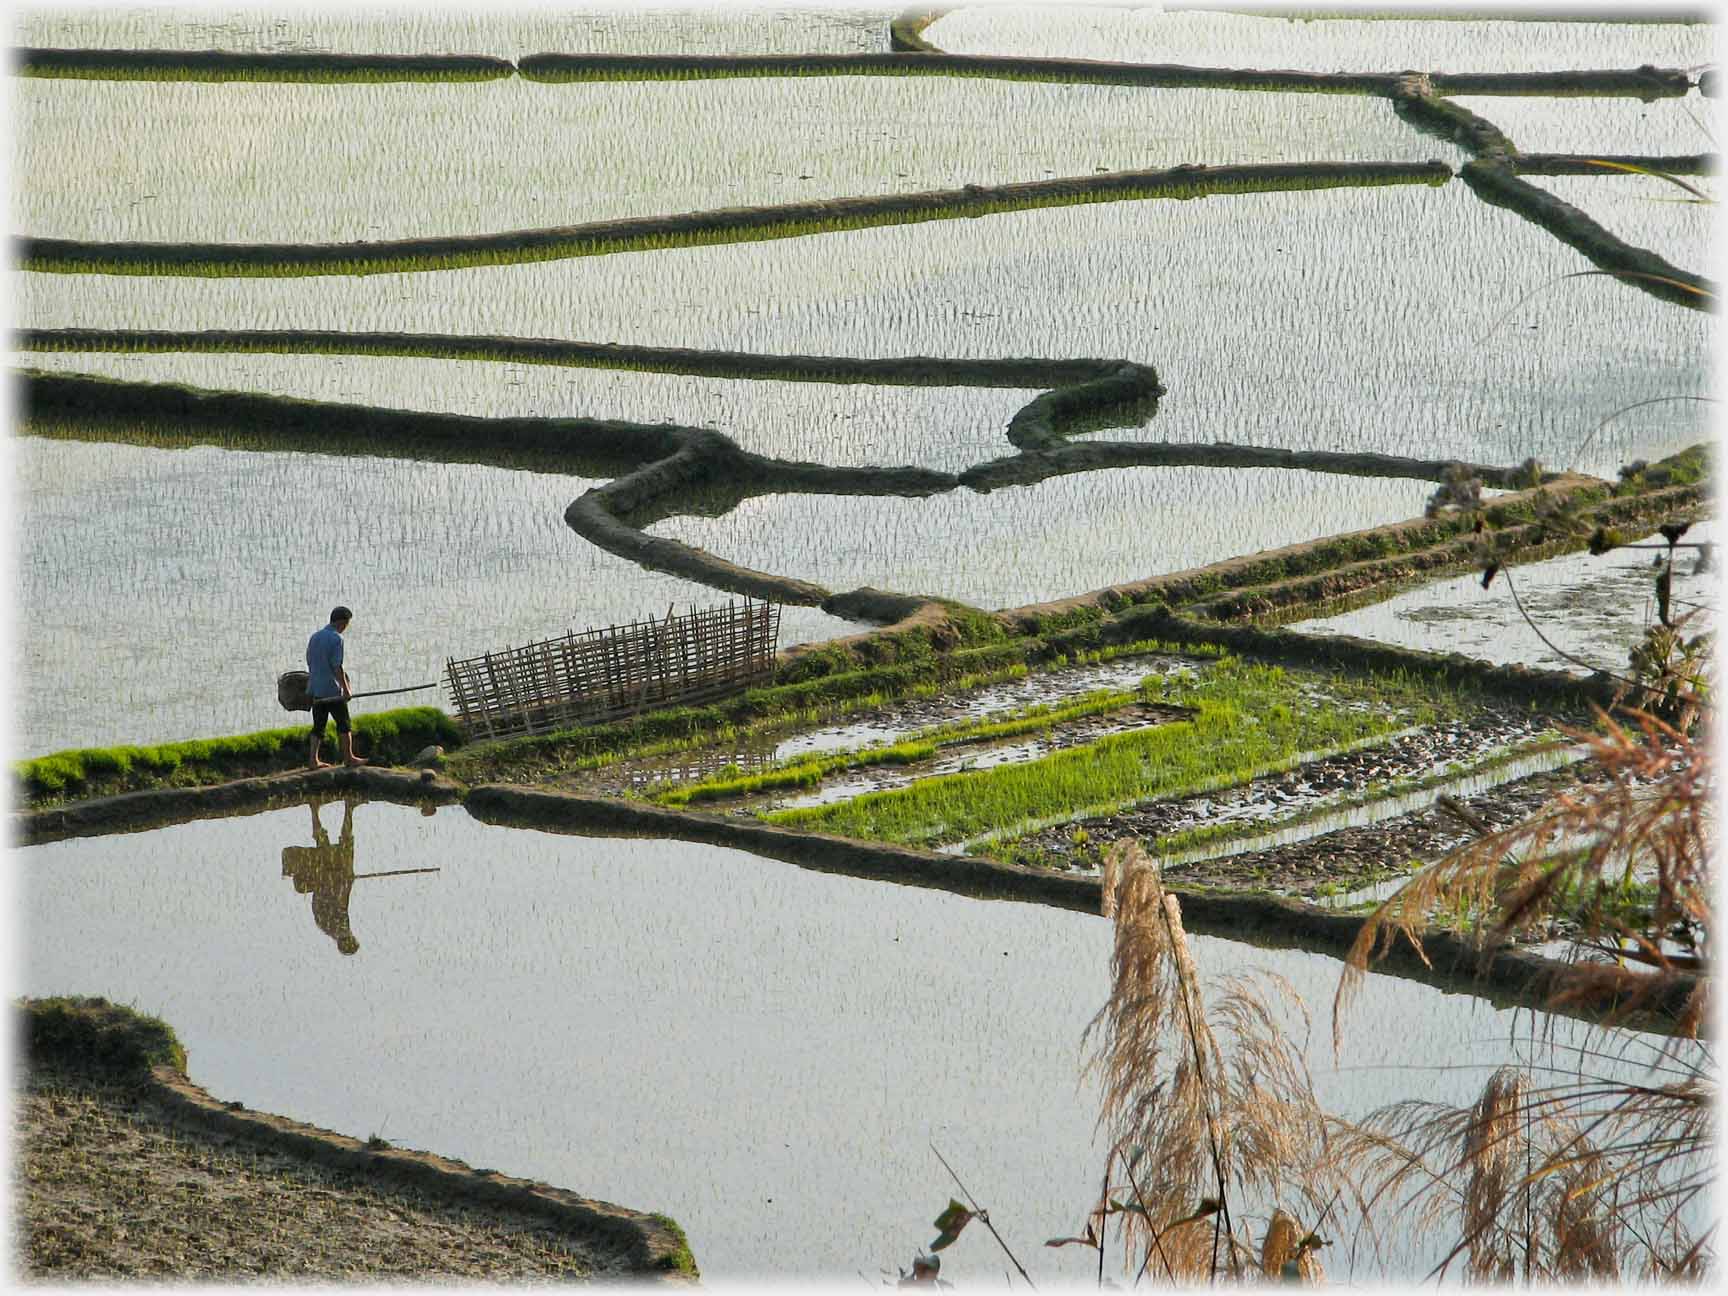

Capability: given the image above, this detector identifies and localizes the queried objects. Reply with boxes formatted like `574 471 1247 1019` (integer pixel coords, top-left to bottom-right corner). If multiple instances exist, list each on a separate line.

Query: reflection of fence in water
444 599 780 741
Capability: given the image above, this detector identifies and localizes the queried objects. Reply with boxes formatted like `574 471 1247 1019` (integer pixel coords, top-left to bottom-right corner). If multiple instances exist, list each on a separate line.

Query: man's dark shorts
311 699 352 735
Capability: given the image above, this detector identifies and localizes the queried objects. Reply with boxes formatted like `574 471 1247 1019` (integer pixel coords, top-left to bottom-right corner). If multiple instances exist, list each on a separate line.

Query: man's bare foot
309 759 333 770
344 757 369 767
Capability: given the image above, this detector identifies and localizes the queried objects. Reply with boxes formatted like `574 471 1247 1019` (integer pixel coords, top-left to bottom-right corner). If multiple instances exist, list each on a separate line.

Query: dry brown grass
1325 1037 1710 1281
1084 684 1713 1284
1081 841 1341 1282
1324 684 1714 1280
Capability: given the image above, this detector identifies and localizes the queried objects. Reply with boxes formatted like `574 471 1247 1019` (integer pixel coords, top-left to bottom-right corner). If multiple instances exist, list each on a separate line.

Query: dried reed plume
1336 705 1711 1043
1327 1041 1711 1281
1083 841 1342 1281
1327 686 1714 1279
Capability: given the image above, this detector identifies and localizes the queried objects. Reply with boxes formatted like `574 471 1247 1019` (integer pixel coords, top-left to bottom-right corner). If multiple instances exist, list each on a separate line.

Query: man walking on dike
307 605 367 769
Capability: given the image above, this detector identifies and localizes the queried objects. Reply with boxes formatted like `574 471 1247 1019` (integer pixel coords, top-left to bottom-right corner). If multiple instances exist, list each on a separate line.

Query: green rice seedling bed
762 656 1450 848
649 682 1161 807
1135 733 1573 861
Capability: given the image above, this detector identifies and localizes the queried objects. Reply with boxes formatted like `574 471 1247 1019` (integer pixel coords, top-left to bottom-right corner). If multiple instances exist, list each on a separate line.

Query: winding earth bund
16 47 515 81
19 996 696 1280
1389 72 1715 309
13 331 1610 620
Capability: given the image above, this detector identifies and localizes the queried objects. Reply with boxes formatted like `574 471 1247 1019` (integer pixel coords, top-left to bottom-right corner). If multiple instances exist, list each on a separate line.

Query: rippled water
10 12 1713 755
926 6 1713 73
15 6 890 59
1294 517 1718 674
13 436 858 754
651 464 1432 611
14 76 1449 244
16 801 1696 1283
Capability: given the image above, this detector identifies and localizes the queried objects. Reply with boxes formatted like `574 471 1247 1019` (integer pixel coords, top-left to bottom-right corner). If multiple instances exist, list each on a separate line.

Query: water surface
1293 518 1717 674
16 801 1688 1283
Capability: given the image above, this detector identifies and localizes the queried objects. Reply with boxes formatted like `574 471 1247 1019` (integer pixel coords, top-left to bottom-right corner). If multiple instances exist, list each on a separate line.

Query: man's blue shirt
307 625 345 700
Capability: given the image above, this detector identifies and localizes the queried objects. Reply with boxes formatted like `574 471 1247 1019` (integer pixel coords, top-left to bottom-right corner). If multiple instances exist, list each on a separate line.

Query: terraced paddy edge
458 784 1696 1031
14 709 461 807
15 47 515 81
1512 151 1717 175
15 329 1542 491
12 756 1698 1033
1390 73 1713 309
16 360 1541 619
1461 158 1715 309
998 467 1701 631
16 159 1452 277
18 997 697 1280
515 52 1693 98
1177 481 1710 623
11 42 1697 98
15 368 686 477
12 329 1151 392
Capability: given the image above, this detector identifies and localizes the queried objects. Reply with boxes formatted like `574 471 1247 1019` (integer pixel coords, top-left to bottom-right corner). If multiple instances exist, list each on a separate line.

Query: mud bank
517 52 1691 99
18 997 696 1279
1388 73 1713 310
1462 158 1714 309
17 159 1453 277
15 46 514 81
19 765 461 847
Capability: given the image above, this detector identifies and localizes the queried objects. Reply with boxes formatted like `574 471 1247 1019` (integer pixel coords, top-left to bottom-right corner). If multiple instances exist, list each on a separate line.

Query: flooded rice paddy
15 799 1695 1283
16 181 1709 484
16 5 890 60
650 465 1431 612
925 7 1713 73
1294 518 1719 675
13 436 859 753
10 5 1713 1282
15 78 1452 244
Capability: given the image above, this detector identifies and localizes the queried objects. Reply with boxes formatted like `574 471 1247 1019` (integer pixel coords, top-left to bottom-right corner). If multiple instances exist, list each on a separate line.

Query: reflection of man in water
282 796 360 955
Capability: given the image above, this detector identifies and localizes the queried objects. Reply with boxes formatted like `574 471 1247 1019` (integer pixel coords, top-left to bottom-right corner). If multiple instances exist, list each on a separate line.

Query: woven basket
277 670 312 712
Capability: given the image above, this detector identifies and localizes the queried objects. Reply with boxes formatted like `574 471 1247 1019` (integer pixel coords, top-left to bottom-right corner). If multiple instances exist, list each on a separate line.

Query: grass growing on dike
764 657 1454 849
13 707 460 804
19 163 1450 279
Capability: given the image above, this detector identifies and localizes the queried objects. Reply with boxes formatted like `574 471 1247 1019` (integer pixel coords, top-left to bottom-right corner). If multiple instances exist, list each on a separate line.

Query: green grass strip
13 706 460 804
18 161 1451 278
16 47 514 82
22 996 189 1076
653 683 1151 807
763 658 1438 848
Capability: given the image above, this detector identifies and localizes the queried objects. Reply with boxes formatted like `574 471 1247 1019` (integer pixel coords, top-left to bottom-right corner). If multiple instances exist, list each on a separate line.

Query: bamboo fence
444 599 780 741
